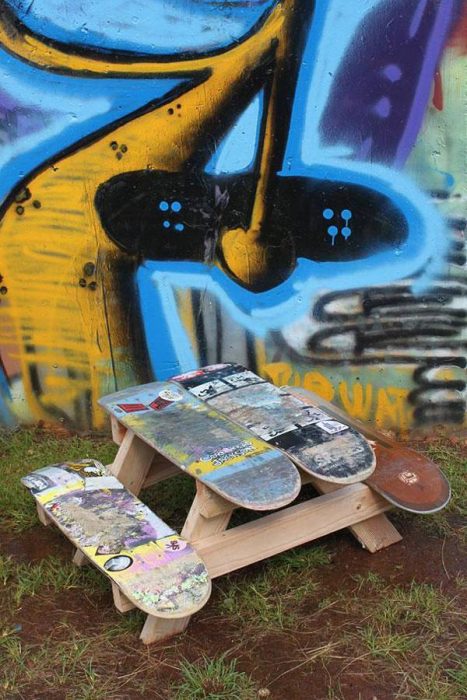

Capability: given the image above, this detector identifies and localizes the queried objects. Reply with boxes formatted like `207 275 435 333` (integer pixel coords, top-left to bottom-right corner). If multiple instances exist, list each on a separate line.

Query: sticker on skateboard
22 460 211 617
286 386 451 514
171 364 376 484
99 383 301 510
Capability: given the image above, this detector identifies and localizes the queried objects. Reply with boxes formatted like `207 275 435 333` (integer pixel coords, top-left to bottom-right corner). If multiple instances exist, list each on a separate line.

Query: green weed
360 624 416 659
172 654 257 700
218 544 331 630
0 553 108 606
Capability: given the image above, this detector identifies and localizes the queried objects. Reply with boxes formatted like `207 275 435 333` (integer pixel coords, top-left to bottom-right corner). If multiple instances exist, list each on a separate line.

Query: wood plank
182 484 234 543
72 549 89 567
347 513 402 552
143 459 180 487
140 614 190 644
110 430 155 495
197 483 235 519
304 474 402 553
112 583 136 613
36 503 51 526
196 483 392 578
111 416 127 445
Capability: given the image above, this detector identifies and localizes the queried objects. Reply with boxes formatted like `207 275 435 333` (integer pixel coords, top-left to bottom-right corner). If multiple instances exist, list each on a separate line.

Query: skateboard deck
287 386 451 513
171 364 376 484
99 383 301 510
22 460 211 617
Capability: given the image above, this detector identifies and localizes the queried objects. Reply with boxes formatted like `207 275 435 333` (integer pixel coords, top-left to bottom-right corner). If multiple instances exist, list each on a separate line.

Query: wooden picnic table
103 393 401 644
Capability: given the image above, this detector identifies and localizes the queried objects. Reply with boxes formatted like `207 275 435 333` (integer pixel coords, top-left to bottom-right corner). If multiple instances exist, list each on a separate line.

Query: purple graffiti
320 0 460 166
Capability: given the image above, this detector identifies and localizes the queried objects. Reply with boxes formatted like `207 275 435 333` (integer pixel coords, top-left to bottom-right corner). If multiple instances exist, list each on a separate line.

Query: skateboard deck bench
22 460 211 643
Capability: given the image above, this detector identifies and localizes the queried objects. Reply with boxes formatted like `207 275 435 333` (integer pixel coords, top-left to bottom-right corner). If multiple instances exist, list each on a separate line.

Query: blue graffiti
5 0 279 56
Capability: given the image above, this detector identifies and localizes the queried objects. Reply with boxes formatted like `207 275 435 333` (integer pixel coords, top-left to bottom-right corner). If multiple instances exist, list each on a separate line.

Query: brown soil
2 516 465 700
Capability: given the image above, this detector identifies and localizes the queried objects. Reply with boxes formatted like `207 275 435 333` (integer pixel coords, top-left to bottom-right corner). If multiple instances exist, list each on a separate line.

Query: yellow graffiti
262 361 413 430
0 2 292 428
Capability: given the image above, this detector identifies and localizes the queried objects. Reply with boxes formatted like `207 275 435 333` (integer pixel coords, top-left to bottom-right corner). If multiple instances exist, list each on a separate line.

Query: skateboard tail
286 386 452 514
369 444 452 514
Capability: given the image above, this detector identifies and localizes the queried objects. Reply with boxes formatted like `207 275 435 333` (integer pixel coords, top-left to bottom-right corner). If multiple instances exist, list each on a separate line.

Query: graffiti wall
0 0 465 432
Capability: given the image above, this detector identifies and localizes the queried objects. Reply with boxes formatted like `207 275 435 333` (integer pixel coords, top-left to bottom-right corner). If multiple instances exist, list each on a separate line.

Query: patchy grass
218 545 332 631
171 654 258 700
0 428 117 531
0 553 107 605
336 574 466 700
0 427 465 699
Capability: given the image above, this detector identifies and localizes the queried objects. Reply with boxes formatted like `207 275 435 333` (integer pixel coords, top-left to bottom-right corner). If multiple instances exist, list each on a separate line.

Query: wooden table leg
36 503 52 526
109 430 155 495
112 583 136 613
72 549 89 567
140 615 190 644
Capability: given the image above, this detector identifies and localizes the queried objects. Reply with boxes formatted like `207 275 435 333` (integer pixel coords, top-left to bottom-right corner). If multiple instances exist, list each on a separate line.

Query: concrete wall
0 0 465 431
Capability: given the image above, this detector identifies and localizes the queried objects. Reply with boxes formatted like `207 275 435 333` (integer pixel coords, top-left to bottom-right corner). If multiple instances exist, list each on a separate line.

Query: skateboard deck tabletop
99 382 301 511
171 364 376 484
287 385 451 514
22 460 211 618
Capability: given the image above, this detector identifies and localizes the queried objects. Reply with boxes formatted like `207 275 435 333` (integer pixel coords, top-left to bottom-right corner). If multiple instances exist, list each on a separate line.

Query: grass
337 575 467 699
218 545 332 631
0 427 117 531
0 553 108 605
0 426 465 699
171 654 258 700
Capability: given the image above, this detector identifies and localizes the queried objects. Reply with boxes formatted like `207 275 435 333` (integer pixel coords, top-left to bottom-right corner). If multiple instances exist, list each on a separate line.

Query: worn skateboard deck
22 460 211 617
99 383 301 510
171 364 376 484
287 386 451 513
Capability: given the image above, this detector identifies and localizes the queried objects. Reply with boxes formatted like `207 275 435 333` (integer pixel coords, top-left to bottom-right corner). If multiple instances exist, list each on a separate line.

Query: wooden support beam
111 416 127 445
72 549 89 567
182 483 234 542
143 458 180 487
140 615 190 644
196 483 391 579
196 483 235 519
112 583 136 613
110 430 155 495
36 503 51 526
302 473 402 553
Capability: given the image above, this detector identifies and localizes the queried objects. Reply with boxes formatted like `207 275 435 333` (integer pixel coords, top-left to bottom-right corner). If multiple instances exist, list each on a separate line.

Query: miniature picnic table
100 386 401 644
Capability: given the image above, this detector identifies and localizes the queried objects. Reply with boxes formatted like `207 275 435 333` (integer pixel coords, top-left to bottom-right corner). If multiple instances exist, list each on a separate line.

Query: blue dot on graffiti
159 201 169 211
175 223 185 232
322 208 334 220
342 226 352 239
163 220 170 229
328 225 338 235
341 209 352 220
171 201 182 212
